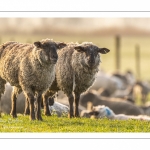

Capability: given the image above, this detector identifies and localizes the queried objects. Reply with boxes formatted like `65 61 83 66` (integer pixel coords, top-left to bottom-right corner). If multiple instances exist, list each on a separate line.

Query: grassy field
0 113 150 132
0 35 150 133
1 34 150 81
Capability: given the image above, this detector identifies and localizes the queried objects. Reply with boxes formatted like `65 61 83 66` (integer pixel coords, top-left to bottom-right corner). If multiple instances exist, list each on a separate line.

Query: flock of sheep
0 38 110 120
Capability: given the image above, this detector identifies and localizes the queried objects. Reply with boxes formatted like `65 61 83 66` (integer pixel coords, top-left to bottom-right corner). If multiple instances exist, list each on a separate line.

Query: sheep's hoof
75 115 80 118
36 115 43 121
10 112 17 118
24 109 30 115
75 112 80 118
68 113 74 118
44 111 51 116
24 110 30 115
30 114 35 121
24 113 30 116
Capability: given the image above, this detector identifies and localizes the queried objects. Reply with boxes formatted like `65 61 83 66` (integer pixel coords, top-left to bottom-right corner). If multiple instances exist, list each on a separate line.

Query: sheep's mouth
88 63 96 68
50 59 57 64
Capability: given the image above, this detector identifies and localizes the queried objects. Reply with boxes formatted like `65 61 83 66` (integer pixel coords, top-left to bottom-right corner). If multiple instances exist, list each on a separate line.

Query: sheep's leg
24 97 30 115
142 94 146 106
48 97 54 106
35 92 43 120
41 97 44 108
42 91 51 116
74 92 80 117
10 88 17 118
10 87 21 118
0 78 6 116
67 93 74 118
24 92 35 120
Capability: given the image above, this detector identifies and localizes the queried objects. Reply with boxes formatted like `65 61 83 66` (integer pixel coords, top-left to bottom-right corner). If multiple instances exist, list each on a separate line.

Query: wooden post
115 35 121 72
135 45 140 79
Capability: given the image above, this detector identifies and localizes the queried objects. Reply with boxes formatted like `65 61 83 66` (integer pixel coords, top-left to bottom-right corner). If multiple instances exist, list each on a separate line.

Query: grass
1 113 150 132
1 34 150 132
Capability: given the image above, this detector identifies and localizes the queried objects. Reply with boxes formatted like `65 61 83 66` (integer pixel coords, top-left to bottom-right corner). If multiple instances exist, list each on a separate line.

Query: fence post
115 35 121 72
135 44 140 79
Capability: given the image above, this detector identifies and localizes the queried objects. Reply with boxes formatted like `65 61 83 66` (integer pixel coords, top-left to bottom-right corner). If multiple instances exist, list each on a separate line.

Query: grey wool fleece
43 42 110 118
0 39 66 120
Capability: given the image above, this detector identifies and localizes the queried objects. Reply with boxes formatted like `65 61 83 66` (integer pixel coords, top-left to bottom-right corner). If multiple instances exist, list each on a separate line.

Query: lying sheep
81 105 150 121
0 39 66 120
42 42 110 118
49 100 69 117
80 90 144 115
132 80 150 105
90 70 136 96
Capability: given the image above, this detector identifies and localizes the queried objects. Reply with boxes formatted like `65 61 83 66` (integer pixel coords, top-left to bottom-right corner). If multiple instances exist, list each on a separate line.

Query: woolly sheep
49 101 69 117
90 70 136 96
80 90 144 115
81 105 150 121
0 39 66 120
42 42 110 118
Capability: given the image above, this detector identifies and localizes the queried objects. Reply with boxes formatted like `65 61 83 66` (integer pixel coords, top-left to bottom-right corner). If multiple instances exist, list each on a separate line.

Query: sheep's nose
53 54 58 59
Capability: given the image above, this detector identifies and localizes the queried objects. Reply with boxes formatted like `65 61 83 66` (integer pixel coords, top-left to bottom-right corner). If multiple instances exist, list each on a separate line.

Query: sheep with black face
41 42 110 118
0 39 66 120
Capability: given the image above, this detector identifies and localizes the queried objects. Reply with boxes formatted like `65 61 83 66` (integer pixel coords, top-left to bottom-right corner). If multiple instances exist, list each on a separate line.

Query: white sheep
49 101 69 117
81 105 150 121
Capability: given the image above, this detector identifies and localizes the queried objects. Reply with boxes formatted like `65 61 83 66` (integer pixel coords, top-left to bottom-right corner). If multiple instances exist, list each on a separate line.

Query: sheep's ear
74 46 86 53
57 42 67 49
34 41 42 48
98 48 110 54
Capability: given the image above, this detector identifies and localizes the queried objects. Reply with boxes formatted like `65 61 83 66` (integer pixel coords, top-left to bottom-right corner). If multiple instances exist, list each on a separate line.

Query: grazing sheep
80 90 144 115
42 42 110 118
0 39 66 120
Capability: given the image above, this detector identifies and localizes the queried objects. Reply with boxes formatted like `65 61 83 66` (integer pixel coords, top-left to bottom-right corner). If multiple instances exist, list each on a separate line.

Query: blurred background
1 18 150 80
1 18 150 115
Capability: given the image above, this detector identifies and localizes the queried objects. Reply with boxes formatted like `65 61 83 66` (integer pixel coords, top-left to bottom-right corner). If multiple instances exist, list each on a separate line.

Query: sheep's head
90 105 115 119
74 42 110 68
34 39 66 64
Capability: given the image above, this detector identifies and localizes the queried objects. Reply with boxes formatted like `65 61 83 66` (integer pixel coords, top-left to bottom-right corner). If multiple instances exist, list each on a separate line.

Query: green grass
1 113 150 132
1 35 150 132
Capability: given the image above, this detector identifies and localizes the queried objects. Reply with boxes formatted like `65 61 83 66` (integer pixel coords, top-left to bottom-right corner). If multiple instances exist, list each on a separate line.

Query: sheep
132 80 150 105
1 82 25 114
80 90 144 115
48 100 69 117
40 42 110 118
90 70 136 96
0 39 66 120
81 105 150 121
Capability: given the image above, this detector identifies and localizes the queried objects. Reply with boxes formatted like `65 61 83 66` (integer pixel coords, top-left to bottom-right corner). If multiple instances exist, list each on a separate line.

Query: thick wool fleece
0 40 56 95
55 43 99 96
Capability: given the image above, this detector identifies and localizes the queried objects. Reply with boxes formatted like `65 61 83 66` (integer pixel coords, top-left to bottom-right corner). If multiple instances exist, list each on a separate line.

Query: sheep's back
0 41 33 86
